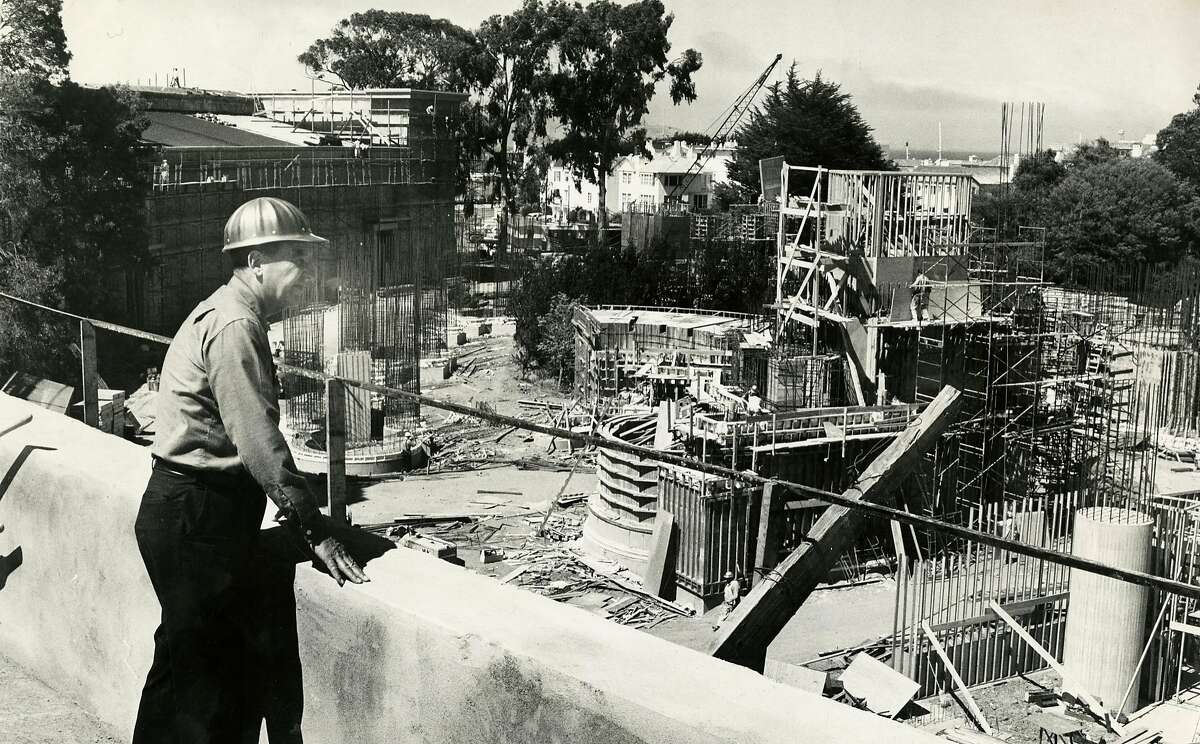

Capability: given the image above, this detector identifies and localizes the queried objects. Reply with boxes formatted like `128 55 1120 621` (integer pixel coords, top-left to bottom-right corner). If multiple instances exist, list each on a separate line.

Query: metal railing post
80 320 99 428
325 378 347 524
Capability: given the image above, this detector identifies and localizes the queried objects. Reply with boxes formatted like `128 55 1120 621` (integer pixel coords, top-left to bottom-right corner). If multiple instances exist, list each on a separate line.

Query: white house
545 139 734 224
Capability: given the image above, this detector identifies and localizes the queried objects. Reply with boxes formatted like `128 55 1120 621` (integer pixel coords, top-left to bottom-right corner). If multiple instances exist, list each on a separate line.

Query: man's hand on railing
312 535 369 587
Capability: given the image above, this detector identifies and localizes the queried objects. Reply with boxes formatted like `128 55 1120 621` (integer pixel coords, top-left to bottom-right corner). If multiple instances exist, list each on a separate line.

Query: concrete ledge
0 394 939 743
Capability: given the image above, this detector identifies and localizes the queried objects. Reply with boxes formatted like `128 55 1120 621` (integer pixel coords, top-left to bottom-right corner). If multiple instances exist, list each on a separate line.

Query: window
640 173 652 186
621 171 632 185
620 192 634 207
663 174 682 188
692 194 708 210
587 193 593 204
554 170 562 183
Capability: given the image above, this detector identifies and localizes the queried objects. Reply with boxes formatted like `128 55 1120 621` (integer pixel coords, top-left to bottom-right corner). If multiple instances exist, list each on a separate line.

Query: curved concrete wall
1062 507 1153 715
582 414 659 574
0 394 941 743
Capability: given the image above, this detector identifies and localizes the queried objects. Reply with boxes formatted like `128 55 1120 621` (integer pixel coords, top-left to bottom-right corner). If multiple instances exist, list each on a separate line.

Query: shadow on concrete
0 546 22 592
243 522 394 742
0 445 56 595
0 445 57 504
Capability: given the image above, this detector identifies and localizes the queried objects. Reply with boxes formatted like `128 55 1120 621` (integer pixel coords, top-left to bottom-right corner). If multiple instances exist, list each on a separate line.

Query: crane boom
666 53 783 207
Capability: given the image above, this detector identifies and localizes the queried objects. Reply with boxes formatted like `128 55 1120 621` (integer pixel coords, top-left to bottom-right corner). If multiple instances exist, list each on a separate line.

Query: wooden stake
988 601 1122 734
923 621 992 735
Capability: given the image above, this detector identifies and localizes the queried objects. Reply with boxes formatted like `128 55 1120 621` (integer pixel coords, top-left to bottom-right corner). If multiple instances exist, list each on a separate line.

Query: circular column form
1062 507 1153 715
581 414 660 574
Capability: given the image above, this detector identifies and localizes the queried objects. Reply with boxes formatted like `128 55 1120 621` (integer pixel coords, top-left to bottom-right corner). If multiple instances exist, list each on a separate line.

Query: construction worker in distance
910 269 932 323
715 570 742 629
746 385 763 415
133 196 368 744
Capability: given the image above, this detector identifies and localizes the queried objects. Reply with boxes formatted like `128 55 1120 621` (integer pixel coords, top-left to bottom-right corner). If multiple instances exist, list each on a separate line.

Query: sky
61 0 1200 154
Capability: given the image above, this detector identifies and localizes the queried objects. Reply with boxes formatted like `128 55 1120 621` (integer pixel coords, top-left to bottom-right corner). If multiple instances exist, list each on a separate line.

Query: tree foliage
0 0 70 80
0 80 153 313
1041 158 1200 279
0 3 152 382
1156 85 1200 190
543 0 702 227
1065 137 1121 169
467 1 557 215
298 10 477 90
977 137 1200 280
724 65 891 202
509 236 769 379
535 293 579 386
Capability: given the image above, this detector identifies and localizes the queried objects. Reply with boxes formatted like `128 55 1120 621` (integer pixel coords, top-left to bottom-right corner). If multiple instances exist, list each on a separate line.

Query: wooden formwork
657 464 754 608
891 492 1081 699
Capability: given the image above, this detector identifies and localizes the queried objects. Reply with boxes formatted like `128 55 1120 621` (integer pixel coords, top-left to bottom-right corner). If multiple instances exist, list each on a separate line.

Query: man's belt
151 456 253 489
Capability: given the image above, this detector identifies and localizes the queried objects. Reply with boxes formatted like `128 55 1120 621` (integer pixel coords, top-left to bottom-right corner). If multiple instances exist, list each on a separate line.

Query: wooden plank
922 621 993 734
839 652 920 718
927 591 1070 633
326 378 347 524
782 497 829 511
1168 620 1200 637
79 320 99 428
889 520 906 561
754 482 783 581
709 385 962 671
642 510 675 597
988 601 1122 734
499 565 530 584
763 658 827 695
336 351 372 441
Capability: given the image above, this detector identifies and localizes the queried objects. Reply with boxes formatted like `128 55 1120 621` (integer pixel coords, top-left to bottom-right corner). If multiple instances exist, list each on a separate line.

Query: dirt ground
911 668 1118 744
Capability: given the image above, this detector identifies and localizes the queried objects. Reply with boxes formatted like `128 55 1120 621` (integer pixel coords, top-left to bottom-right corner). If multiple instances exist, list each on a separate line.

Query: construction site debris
479 548 505 564
1025 690 1059 708
1115 728 1163 744
398 533 458 560
938 726 1010 744
554 492 587 508
838 652 920 719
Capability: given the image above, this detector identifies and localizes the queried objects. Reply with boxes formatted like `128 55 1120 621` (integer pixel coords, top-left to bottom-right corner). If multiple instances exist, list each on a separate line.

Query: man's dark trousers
132 464 267 744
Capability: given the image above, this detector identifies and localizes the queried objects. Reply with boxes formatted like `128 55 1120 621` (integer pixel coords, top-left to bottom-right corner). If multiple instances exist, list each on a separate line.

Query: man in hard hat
133 196 367 743
714 570 742 629
746 385 763 415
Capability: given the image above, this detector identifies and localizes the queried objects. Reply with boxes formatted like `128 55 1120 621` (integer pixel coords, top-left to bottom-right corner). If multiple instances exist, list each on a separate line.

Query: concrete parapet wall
0 393 940 743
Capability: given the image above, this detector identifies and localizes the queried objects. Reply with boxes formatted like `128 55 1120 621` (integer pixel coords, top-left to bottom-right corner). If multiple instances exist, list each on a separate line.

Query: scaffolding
279 202 455 459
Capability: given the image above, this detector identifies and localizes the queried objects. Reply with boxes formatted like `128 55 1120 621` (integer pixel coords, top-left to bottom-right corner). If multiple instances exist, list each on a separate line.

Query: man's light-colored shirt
724 579 741 606
153 276 320 526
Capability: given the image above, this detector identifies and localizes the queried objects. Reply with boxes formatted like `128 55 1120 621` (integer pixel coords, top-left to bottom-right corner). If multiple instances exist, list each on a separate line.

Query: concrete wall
0 393 942 743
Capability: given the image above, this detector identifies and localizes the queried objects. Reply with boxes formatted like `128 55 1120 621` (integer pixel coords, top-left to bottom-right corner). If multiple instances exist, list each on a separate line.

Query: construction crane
665 53 783 208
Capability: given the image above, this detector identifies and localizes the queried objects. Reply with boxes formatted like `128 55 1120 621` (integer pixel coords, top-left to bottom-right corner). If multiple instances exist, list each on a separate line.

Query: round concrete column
581 414 659 573
1062 507 1153 715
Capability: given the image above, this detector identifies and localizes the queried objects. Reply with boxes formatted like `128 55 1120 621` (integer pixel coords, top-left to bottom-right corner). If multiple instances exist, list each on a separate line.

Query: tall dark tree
1065 137 1120 169
1156 85 1200 190
469 0 557 216
724 65 891 202
0 2 152 382
1041 159 1200 280
0 0 70 80
974 149 1066 235
544 0 702 228
298 11 477 90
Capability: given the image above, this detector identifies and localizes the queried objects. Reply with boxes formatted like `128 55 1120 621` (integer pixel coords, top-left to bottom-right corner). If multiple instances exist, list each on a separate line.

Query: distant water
892 148 1002 162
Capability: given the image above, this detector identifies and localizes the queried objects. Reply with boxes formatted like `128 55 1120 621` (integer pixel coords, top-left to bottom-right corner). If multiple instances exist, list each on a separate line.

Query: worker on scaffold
133 196 368 743
910 270 932 324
